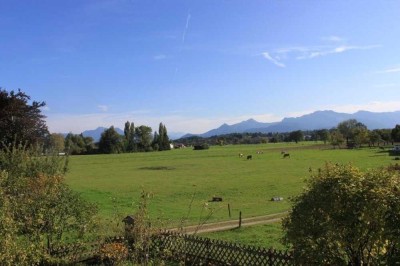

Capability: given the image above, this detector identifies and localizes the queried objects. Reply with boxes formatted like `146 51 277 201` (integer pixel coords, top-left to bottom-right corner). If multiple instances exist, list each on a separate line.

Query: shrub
283 163 400 265
193 144 209 150
0 142 97 264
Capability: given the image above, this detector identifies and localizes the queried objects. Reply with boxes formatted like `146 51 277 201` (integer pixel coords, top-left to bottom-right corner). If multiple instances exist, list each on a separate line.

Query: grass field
203 223 287 249
65 142 393 232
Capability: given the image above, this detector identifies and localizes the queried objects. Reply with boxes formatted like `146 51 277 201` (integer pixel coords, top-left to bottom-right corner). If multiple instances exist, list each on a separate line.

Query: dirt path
168 211 288 235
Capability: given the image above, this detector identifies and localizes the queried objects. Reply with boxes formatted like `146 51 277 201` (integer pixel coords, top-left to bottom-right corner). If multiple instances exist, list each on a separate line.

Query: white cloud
377 66 400 74
153 54 167 60
262 52 286 68
322 35 345 42
97 105 109 112
297 45 380 60
264 38 380 65
373 83 397 88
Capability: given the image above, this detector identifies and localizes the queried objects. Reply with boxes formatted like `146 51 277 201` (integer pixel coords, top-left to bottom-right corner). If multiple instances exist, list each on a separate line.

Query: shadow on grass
139 166 176 171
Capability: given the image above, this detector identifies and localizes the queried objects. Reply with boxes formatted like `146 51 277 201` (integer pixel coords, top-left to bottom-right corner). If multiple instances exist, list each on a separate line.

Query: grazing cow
212 196 223 202
239 153 244 158
283 153 290 158
247 155 252 160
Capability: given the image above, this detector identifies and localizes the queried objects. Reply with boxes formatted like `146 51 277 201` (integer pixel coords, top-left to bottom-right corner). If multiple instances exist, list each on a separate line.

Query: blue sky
1 1 400 135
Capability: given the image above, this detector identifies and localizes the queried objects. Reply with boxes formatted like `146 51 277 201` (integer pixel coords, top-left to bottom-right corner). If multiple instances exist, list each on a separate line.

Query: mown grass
203 222 287 250
66 143 392 232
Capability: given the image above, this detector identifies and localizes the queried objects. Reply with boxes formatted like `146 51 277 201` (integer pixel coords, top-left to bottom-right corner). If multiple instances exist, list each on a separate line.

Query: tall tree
288 130 303 143
329 129 345 148
123 121 136 152
152 131 159 151
0 89 49 146
135 125 152 152
353 126 369 147
337 119 367 147
157 123 170 150
368 130 382 146
315 129 330 144
99 126 123 154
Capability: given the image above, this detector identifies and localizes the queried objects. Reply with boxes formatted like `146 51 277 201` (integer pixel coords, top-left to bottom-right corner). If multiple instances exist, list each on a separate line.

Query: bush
283 163 400 265
0 142 97 264
193 144 209 150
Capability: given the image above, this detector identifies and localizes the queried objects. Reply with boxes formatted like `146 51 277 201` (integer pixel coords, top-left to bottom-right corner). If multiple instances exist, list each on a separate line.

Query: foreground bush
0 143 97 265
283 163 400 265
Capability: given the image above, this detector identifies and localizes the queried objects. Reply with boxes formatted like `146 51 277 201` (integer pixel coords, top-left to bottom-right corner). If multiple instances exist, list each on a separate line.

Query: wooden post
228 204 231 218
239 211 242 228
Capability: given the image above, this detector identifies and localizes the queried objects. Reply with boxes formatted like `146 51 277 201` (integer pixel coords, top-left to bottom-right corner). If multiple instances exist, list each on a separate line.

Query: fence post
228 203 231 218
239 211 242 228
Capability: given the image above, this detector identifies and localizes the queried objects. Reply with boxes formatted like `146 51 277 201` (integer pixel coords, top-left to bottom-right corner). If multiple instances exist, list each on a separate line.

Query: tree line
53 122 171 155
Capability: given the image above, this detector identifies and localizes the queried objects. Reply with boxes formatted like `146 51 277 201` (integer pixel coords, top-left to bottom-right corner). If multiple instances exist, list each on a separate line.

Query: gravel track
169 211 288 235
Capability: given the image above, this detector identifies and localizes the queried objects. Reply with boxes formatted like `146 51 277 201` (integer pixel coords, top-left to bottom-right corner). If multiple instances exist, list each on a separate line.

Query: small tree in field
282 163 400 265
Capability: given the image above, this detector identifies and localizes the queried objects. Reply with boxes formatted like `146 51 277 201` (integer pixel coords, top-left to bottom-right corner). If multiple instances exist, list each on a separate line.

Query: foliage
337 119 367 147
156 122 171 151
123 121 136 152
47 133 65 153
392 124 400 142
99 126 123 154
315 129 330 144
135 125 153 152
328 129 344 148
65 133 95 155
0 89 49 146
193 143 209 150
0 143 97 264
282 163 400 265
368 130 382 146
287 130 303 143
99 242 129 265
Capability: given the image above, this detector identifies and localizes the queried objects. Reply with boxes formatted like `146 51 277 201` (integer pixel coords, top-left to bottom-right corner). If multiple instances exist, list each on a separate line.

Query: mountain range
181 110 400 138
75 110 399 141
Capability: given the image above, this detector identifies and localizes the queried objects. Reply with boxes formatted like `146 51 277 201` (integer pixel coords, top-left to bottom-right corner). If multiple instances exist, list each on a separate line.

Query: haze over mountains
76 110 399 141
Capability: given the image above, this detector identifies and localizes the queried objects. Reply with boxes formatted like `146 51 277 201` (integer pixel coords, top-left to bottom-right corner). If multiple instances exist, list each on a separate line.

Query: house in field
173 143 186 149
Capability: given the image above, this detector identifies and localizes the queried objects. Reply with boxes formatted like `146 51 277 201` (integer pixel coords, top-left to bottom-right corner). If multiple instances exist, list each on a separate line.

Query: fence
52 232 293 265
155 231 293 265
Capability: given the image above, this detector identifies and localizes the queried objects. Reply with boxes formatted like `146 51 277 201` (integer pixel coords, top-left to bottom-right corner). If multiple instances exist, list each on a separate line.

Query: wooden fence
155 231 293 265
52 232 293 265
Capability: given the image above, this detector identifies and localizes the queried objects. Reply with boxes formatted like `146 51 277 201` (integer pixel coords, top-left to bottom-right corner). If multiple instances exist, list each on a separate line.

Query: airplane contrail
182 10 191 44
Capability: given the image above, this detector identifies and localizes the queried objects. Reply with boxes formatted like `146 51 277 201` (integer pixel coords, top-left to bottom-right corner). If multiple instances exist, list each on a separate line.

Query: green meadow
66 142 392 231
